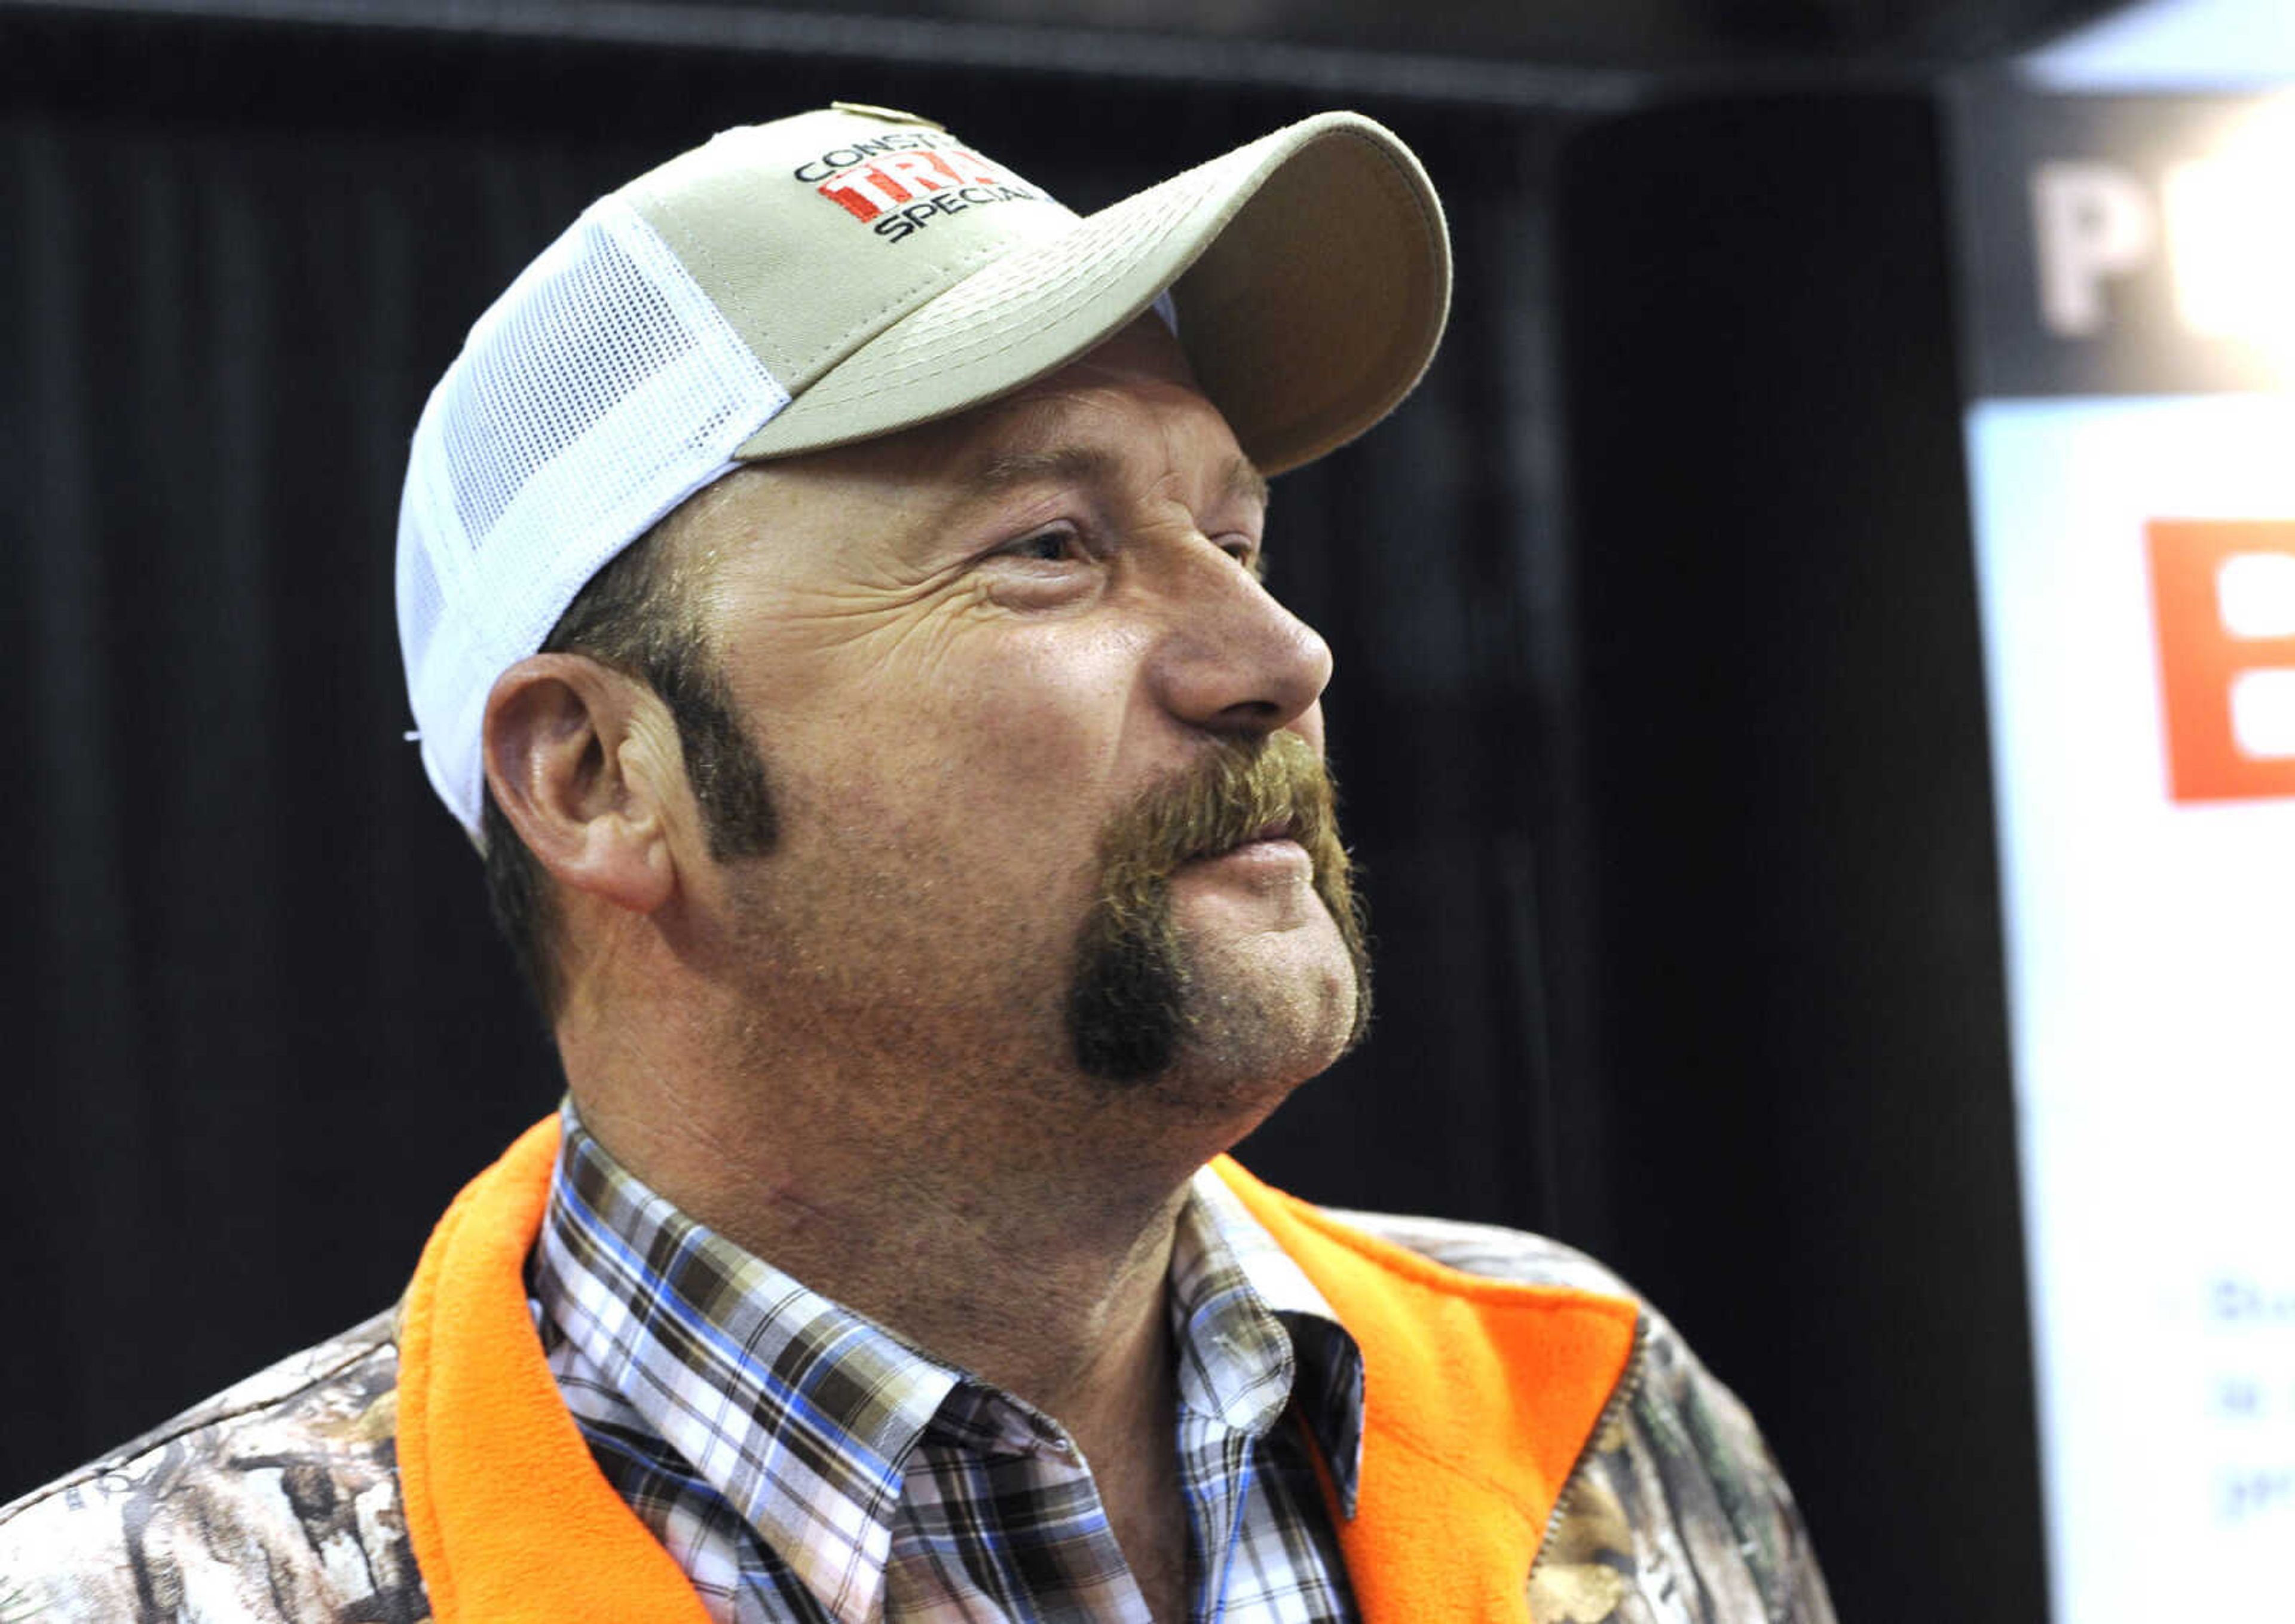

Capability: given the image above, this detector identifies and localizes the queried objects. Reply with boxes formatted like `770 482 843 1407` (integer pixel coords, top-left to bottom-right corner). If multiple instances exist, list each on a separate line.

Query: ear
482 654 681 917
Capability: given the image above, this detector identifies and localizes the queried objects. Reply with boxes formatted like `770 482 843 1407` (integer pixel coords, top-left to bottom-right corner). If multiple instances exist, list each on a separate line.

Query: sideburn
656 655 778 860
1067 733 1370 1084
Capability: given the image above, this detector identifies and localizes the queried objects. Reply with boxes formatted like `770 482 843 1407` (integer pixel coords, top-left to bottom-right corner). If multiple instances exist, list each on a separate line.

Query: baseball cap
397 102 1451 839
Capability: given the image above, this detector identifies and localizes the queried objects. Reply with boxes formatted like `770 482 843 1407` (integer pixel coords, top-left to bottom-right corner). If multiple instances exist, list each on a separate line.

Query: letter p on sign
2148 519 2295 802
2031 161 2158 337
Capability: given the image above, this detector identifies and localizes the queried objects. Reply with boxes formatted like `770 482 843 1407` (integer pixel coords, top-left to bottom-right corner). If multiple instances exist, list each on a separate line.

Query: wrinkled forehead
752 316 1247 512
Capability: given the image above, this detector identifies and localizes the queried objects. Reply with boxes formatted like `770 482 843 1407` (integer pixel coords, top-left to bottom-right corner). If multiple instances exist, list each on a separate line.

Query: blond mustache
1068 733 1370 1081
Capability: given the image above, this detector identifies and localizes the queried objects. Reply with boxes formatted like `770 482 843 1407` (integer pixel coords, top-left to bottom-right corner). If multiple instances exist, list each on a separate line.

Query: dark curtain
2 13 2043 1620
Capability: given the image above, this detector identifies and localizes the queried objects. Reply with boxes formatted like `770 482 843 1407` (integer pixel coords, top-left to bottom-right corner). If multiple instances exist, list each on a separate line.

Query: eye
1002 523 1085 564
1219 535 1265 580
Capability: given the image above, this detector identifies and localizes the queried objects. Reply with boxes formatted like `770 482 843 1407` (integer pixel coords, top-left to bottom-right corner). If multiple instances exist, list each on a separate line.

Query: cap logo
796 130 1044 244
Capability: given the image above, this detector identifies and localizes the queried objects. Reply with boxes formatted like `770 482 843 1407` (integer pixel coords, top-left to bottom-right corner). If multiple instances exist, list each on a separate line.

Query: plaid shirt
530 1103 1367 1623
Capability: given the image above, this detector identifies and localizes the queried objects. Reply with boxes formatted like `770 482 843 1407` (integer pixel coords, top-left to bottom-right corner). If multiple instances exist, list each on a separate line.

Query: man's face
681 318 1363 1120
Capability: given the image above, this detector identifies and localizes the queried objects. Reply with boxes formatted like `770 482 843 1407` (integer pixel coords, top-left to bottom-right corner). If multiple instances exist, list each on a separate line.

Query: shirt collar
1178 1163 1366 1515
536 1102 1369 1624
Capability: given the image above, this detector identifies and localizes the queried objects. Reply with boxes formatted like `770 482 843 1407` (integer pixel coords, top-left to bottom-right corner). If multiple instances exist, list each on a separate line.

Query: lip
1180 834 1311 873
1226 816 1298 850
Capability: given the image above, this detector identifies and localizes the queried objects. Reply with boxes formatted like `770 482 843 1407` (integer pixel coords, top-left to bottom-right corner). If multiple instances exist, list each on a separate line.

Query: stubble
1066 732 1370 1084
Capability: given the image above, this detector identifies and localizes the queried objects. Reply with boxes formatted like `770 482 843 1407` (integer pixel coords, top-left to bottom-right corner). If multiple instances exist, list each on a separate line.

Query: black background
4 4 2060 1618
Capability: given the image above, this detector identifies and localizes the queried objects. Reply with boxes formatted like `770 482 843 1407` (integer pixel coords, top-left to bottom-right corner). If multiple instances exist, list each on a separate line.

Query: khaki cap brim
733 111 1451 476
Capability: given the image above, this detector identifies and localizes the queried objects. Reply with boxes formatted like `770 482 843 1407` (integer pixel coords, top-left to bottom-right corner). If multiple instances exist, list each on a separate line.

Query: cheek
846 614 1150 795
951 625 1145 784
770 620 1156 873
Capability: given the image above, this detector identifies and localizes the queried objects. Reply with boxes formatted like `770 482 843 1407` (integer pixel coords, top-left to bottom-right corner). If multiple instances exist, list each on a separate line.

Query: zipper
1526 1311 1650 1584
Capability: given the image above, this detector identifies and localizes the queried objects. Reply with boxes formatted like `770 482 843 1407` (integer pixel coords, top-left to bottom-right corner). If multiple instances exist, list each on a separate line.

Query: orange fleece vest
397 1118 1639 1623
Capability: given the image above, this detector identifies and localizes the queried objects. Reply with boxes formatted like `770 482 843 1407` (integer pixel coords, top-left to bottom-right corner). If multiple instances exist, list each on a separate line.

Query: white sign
1966 389 2295 1621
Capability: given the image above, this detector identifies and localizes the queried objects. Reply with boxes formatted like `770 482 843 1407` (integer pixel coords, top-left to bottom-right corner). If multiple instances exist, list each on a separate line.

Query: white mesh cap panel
396 195 790 837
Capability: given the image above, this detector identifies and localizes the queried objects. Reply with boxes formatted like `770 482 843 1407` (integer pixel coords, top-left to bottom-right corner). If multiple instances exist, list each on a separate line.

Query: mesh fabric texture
397 195 788 837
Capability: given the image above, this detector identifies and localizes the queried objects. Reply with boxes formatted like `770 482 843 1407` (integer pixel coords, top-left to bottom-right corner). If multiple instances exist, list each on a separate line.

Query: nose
1149 547 1334 739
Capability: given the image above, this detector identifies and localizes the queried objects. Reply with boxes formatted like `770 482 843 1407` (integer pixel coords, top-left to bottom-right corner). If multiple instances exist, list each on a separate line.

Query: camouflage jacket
0 1209 1832 1624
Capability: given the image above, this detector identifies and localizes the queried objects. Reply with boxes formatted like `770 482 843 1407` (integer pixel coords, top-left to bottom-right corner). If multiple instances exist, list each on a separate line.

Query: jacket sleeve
0 1312 427 1624
1531 1301 1837 1624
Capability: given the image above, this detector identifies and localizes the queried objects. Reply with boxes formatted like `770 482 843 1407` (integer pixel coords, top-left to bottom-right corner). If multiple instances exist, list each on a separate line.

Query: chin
1067 890 1369 1105
1153 960 1361 1123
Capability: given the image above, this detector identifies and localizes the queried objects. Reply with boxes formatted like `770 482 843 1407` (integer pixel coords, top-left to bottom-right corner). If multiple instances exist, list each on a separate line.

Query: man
0 105 1832 1623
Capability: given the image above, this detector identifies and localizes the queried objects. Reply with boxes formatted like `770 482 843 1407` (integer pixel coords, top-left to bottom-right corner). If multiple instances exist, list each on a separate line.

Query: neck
560 1004 1247 1424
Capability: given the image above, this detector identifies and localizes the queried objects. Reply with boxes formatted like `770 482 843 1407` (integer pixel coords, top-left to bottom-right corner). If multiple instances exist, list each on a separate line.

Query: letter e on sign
2147 519 2295 802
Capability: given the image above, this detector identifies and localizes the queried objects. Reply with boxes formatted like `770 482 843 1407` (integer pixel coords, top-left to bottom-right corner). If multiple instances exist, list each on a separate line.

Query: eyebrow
1226 458 1272 513
970 446 1271 515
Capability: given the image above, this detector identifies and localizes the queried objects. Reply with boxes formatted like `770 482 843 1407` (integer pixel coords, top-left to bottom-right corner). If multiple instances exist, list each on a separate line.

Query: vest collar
1207 1158 1639 1623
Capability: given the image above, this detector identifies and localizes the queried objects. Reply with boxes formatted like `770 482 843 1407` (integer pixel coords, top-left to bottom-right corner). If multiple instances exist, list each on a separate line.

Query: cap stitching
802 182 1202 409
782 219 1070 382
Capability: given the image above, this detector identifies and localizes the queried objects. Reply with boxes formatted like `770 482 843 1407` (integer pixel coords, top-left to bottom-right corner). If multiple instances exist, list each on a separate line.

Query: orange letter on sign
2147 518 2295 803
